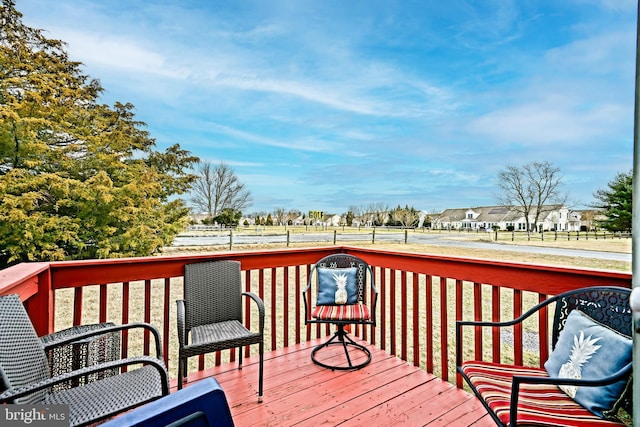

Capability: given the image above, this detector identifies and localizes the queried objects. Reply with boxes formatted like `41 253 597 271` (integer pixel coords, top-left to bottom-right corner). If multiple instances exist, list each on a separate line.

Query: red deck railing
0 246 631 388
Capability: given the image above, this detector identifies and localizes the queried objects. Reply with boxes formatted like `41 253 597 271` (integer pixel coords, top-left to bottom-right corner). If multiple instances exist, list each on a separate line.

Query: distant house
576 209 605 231
433 205 582 232
292 215 306 226
323 214 342 227
190 213 210 224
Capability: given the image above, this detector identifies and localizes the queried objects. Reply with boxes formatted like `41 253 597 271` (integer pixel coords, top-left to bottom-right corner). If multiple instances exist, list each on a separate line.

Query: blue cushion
317 267 358 305
101 377 233 427
544 309 632 418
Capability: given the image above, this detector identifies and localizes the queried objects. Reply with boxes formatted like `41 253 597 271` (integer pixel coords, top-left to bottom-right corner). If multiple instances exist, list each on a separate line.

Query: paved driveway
172 231 631 262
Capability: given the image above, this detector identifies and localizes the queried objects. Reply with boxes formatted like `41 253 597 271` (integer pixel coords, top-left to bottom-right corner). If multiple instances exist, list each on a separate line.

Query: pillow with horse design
544 309 632 418
317 267 358 306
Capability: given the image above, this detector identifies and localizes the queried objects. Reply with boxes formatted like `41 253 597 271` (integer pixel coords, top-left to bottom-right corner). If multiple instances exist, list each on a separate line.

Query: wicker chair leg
177 357 186 390
258 341 264 403
238 347 243 370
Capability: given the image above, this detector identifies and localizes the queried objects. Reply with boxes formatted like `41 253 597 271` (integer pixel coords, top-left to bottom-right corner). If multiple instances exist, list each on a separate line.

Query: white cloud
55 30 191 80
468 101 626 145
206 123 343 154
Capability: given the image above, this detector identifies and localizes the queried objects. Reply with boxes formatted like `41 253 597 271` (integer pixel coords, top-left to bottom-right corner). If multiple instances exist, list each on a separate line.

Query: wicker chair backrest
0 294 50 404
184 260 243 329
314 254 369 304
551 286 631 349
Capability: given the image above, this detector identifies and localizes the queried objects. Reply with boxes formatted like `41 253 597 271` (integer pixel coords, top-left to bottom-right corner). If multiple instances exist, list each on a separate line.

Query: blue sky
18 0 637 215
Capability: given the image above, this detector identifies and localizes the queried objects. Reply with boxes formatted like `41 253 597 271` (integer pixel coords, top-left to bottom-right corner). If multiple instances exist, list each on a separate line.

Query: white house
433 205 582 232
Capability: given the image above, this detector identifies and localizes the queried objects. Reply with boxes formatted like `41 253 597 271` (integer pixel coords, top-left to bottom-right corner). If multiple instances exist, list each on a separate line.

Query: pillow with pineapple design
316 267 358 305
544 309 632 418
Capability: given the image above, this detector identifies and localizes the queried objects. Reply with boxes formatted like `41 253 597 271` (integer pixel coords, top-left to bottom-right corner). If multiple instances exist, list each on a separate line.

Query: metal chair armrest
455 295 559 368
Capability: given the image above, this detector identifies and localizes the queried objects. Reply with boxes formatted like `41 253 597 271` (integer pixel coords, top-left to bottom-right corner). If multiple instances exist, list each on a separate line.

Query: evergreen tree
214 208 242 227
345 210 354 226
592 171 632 232
0 1 198 265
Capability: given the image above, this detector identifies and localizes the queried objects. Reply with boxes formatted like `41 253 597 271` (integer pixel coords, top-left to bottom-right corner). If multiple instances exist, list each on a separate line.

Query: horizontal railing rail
0 246 630 389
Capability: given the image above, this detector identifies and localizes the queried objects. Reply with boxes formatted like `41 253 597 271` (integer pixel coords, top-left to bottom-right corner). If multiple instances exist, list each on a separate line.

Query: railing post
29 268 55 336
229 230 233 250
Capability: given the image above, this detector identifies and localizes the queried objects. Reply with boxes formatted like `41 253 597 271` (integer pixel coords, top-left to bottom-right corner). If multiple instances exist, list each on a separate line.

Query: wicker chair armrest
242 292 265 330
509 362 632 424
42 322 164 359
176 299 187 347
0 356 169 403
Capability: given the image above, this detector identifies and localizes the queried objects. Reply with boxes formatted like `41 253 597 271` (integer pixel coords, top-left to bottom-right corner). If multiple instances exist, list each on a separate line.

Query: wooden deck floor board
176 338 491 426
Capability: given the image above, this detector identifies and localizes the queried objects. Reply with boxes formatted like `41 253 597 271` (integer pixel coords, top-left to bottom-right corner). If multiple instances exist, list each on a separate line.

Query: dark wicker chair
303 254 377 370
0 294 169 427
456 286 632 427
177 260 265 402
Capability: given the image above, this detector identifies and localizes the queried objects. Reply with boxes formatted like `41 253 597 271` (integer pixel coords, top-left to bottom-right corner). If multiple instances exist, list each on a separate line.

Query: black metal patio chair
176 260 265 402
303 253 377 370
0 293 169 427
456 286 632 426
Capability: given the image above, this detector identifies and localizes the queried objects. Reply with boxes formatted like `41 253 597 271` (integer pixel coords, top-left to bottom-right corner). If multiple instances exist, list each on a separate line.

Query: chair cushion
317 267 358 305
461 361 625 426
544 309 632 418
312 304 370 321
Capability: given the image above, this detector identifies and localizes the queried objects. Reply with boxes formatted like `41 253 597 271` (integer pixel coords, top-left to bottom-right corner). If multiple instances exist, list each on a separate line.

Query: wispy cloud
206 123 345 154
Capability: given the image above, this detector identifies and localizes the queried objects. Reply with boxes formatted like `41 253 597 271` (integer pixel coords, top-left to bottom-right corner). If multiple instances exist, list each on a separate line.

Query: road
172 231 631 262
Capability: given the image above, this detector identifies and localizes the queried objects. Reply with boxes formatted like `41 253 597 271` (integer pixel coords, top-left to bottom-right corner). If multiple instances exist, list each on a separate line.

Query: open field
164 228 632 272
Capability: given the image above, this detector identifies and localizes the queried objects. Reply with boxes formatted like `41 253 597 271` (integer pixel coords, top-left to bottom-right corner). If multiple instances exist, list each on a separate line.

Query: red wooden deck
177 338 495 426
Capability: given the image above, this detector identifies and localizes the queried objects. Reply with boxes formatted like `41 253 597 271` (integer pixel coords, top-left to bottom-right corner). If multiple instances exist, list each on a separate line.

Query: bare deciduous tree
191 161 252 219
273 207 287 226
393 205 420 228
348 205 364 225
496 161 566 234
366 202 389 226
